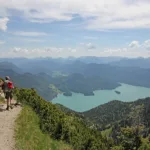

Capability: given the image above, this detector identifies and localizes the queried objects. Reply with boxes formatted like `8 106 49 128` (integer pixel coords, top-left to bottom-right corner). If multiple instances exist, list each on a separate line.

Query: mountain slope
0 62 22 73
15 106 72 150
0 70 57 100
15 88 110 150
111 57 150 69
82 98 150 130
57 98 150 149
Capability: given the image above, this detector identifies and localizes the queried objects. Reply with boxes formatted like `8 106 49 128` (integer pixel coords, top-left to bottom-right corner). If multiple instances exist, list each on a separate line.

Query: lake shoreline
52 83 150 112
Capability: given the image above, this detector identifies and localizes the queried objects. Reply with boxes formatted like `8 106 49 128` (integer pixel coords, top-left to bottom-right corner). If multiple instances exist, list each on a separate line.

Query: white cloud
0 17 9 31
129 41 140 48
2 39 150 58
68 48 76 53
100 39 150 57
143 40 150 50
0 40 5 44
11 31 47 36
0 0 150 30
81 43 96 49
1 47 77 58
99 49 150 58
86 43 96 49
128 39 150 50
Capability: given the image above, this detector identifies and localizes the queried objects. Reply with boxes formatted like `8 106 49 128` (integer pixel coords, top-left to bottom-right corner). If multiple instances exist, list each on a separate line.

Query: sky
0 0 150 58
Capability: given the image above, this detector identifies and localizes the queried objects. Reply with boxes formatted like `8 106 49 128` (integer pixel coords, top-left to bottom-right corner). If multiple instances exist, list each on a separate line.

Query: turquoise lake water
52 83 150 112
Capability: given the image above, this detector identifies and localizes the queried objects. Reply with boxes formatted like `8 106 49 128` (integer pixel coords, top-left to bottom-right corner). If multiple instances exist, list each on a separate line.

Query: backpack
7 81 14 89
3 80 14 92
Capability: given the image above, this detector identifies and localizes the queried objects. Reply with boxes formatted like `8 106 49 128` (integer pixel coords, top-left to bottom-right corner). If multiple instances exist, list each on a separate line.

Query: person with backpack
1 76 14 110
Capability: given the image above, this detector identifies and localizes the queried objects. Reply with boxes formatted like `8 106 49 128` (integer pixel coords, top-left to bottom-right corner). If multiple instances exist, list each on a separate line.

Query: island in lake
115 91 121 94
63 92 72 96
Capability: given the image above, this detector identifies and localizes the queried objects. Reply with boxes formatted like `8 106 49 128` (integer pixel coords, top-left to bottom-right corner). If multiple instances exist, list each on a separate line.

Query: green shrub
16 88 109 150
15 105 72 150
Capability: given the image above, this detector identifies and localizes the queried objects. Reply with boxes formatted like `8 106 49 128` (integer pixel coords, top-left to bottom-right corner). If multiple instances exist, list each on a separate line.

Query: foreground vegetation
0 95 5 104
15 106 72 150
57 99 150 150
15 88 109 150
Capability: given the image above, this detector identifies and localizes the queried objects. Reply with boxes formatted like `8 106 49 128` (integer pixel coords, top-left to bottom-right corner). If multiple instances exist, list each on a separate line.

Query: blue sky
0 0 150 58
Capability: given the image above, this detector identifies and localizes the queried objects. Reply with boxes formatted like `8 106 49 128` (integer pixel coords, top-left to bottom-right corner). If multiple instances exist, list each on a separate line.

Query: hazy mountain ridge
111 57 150 69
1 57 150 70
0 62 23 73
2 60 150 99
0 62 120 97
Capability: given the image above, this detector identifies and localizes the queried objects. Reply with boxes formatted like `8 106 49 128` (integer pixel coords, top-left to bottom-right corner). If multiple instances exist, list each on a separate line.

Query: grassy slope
0 95 5 104
15 106 72 150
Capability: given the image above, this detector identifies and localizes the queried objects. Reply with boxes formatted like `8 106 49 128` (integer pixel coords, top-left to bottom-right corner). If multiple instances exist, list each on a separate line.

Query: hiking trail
0 95 21 150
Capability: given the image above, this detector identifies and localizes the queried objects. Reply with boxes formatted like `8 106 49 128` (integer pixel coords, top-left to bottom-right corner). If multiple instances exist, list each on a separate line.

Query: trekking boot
6 106 9 111
10 105 13 109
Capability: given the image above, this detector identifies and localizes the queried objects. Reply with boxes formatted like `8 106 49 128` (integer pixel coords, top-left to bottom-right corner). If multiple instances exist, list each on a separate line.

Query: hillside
0 64 120 98
0 62 23 73
15 106 72 150
0 70 58 100
55 98 150 131
57 98 150 149
15 88 110 150
83 98 150 129
57 73 120 96
82 98 150 149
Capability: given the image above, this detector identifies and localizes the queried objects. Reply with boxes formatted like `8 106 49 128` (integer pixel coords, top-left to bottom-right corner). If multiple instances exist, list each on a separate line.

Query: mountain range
1 57 150 100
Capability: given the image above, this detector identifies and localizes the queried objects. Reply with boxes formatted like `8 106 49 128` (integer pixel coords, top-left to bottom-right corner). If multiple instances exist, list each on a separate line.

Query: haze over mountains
1 56 150 73
1 56 150 101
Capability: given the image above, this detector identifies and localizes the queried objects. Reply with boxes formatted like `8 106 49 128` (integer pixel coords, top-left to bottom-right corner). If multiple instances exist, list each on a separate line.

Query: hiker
1 76 14 110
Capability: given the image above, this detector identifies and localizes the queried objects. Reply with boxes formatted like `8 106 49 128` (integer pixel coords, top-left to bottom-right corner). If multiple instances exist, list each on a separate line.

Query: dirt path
0 101 21 150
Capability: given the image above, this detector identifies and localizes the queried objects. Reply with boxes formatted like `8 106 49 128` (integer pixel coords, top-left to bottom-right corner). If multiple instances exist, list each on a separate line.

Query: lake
52 83 150 112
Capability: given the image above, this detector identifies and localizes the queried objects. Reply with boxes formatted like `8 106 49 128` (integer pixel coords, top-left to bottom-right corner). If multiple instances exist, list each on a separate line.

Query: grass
0 95 5 104
0 87 5 104
15 106 72 150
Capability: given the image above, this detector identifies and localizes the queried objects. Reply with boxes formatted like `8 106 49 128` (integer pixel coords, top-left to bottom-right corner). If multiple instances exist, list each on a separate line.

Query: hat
5 76 10 80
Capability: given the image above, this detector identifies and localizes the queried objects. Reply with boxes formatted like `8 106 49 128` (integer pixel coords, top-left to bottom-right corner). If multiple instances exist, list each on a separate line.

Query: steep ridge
82 98 150 129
